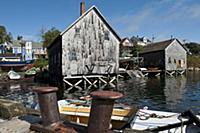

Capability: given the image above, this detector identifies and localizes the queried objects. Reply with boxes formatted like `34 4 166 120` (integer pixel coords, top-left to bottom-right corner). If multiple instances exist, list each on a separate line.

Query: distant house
32 42 47 59
139 39 187 71
48 4 121 87
0 42 13 54
120 38 134 57
0 45 6 54
12 40 45 61
131 36 151 46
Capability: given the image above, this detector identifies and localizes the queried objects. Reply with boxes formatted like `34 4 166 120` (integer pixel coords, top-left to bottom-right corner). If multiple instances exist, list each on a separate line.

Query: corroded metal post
87 91 123 133
33 87 60 126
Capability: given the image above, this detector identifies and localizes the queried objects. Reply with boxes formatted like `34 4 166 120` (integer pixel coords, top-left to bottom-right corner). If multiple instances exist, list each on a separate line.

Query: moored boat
130 108 200 133
25 67 39 77
58 99 137 130
58 99 200 132
7 70 21 80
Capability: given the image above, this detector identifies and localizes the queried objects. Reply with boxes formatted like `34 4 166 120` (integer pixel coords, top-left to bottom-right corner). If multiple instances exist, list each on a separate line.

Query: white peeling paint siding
165 40 187 71
62 10 119 76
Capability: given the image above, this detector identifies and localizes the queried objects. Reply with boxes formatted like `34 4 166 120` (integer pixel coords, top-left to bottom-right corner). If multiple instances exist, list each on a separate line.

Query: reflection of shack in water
164 76 186 106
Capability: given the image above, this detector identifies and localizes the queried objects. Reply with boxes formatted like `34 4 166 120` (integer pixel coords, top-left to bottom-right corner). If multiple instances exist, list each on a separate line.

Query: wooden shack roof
140 39 186 54
48 5 121 49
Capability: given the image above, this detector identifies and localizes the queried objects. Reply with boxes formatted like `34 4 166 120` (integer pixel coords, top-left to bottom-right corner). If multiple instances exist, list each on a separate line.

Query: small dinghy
7 70 21 80
25 67 39 77
130 108 200 133
58 99 137 130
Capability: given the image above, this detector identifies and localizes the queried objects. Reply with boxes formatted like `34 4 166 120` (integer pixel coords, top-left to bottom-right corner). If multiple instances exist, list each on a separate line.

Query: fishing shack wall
165 41 187 71
48 36 62 87
140 51 165 69
61 9 120 76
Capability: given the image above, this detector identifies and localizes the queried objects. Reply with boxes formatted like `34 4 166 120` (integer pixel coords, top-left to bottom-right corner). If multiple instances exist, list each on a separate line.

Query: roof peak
60 5 120 41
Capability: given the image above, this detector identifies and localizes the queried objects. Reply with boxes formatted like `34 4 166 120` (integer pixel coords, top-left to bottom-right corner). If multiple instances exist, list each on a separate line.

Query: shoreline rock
0 98 27 119
0 118 31 133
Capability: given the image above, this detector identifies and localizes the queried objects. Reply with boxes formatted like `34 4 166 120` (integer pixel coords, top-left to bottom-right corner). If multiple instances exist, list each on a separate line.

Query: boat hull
131 109 200 133
58 100 137 129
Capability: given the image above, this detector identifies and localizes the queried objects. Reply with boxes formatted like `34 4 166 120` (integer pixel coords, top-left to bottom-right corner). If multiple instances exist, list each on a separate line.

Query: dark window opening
104 31 110 40
168 57 171 63
75 27 80 36
179 60 181 65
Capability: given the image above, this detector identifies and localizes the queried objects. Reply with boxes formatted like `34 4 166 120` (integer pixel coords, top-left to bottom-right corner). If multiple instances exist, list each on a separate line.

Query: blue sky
1 0 200 43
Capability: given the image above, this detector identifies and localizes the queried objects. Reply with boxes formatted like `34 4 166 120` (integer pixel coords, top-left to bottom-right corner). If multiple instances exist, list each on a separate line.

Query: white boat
58 99 137 130
130 108 200 133
58 99 200 132
7 70 21 80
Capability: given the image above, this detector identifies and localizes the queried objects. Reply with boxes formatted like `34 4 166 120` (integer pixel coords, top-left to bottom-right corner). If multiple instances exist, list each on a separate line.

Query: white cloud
112 0 200 39
188 4 200 18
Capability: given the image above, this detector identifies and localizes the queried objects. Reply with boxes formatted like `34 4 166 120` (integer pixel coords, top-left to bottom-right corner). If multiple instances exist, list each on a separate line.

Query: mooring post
33 87 60 126
87 90 123 133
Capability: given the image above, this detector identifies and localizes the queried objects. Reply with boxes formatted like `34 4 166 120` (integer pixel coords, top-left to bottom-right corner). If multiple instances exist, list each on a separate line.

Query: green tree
185 42 200 55
41 27 60 48
187 55 200 68
34 57 48 68
0 25 12 44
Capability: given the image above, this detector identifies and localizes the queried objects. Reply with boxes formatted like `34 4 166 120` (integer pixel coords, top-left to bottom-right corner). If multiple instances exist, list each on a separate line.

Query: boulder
0 99 27 119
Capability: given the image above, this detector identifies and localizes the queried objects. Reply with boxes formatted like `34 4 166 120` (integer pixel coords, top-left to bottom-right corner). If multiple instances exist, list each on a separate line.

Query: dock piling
88 90 123 133
33 87 60 126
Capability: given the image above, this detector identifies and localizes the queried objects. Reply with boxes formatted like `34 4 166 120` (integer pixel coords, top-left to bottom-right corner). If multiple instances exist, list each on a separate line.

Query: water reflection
0 72 199 113
118 72 200 113
164 75 186 107
0 82 41 108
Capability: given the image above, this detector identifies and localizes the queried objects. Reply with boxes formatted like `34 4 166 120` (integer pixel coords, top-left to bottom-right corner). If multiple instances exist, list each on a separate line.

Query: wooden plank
109 76 116 83
98 77 107 84
63 79 73 87
75 79 83 86
83 76 92 85
92 80 98 86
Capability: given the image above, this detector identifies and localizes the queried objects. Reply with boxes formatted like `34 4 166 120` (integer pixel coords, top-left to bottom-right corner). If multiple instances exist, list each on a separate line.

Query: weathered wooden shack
139 39 187 75
48 3 121 89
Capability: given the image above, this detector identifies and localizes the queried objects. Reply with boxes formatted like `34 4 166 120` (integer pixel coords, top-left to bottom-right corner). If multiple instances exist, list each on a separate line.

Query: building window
69 49 77 61
179 60 181 65
104 31 110 40
174 59 176 64
168 57 171 63
75 27 80 36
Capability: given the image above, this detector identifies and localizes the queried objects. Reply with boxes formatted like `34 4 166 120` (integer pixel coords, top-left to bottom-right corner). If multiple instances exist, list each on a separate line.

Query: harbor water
0 71 199 114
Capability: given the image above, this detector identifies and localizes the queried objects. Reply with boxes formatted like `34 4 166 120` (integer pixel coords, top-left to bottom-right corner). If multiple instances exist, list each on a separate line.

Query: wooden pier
63 74 117 92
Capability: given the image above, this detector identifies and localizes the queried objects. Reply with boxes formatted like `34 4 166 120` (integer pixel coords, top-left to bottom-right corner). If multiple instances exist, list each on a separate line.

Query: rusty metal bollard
87 90 123 133
33 87 60 126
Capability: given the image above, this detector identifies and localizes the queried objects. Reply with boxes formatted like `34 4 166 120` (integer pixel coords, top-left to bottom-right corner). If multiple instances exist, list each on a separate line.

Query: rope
137 110 179 120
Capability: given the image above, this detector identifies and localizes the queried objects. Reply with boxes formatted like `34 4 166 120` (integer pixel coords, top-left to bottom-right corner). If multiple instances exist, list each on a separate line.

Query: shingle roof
32 42 43 48
140 39 175 54
12 40 43 48
12 40 22 47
